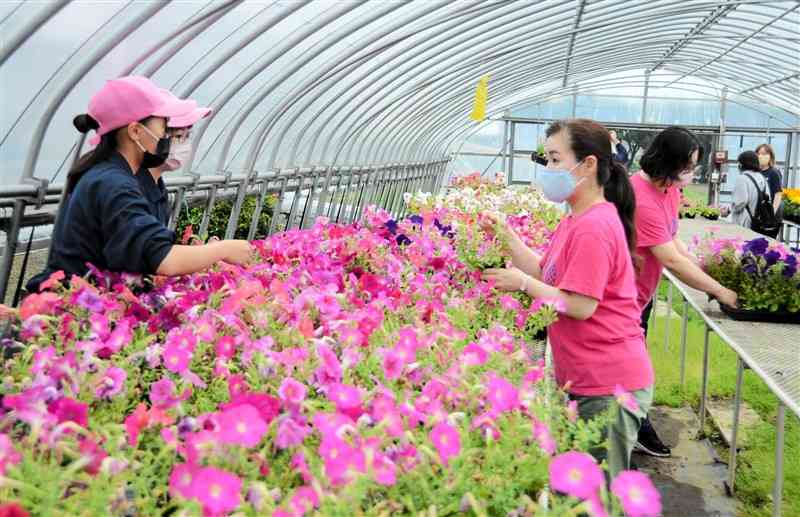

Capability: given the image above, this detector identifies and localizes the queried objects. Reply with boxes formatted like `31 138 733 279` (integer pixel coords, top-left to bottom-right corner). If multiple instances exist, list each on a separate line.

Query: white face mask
758 154 771 168
162 139 192 171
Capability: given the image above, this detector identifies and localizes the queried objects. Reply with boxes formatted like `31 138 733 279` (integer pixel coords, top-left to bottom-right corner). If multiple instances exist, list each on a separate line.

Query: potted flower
782 188 800 224
695 235 800 322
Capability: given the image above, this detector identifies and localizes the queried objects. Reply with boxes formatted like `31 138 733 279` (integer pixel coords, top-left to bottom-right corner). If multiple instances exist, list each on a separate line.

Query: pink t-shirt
631 173 681 310
540 202 654 396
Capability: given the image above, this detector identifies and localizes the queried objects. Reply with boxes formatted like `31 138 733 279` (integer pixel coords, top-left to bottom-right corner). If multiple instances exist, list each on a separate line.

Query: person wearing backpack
732 151 780 237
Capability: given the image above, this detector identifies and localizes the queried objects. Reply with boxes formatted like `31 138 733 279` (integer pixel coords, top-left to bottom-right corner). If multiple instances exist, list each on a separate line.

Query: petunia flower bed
694 234 800 319
1 197 660 515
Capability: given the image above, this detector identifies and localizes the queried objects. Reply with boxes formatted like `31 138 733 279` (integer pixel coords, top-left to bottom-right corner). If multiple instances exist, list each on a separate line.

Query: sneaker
634 417 671 457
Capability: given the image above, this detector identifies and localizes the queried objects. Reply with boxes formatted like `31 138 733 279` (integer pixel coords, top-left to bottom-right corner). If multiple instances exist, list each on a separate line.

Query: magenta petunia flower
194 466 242 515
0 433 22 475
215 335 237 360
614 385 640 413
549 451 604 500
532 418 557 456
328 383 361 412
611 470 662 517
278 377 307 406
463 343 489 366
429 421 461 466
382 349 404 380
372 452 398 486
275 416 311 449
48 397 88 428
217 404 268 448
95 367 127 399
221 392 280 426
289 485 319 516
169 463 198 500
163 344 191 374
485 375 520 414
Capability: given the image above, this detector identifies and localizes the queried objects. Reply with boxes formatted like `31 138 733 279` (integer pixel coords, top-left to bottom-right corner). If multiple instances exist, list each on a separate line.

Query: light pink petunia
289 485 319 516
0 433 22 475
95 367 127 399
611 470 662 517
278 377 307 406
163 344 191 374
429 421 461 466
463 343 488 366
549 451 604 500
532 418 557 456
614 385 640 413
217 404 268 448
485 375 520 414
194 466 242 515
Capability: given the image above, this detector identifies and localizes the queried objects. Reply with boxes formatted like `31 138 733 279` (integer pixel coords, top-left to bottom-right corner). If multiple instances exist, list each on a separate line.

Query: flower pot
704 214 719 221
719 303 800 324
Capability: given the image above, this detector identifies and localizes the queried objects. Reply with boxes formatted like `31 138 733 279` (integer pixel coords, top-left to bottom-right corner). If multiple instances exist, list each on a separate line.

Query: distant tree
613 128 656 171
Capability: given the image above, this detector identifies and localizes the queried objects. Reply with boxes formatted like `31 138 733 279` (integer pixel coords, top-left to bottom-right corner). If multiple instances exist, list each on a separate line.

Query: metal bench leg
680 298 689 387
773 403 785 517
699 324 711 432
728 357 744 493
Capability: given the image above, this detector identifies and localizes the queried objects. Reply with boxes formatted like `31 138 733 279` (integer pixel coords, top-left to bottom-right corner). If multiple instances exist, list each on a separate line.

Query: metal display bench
654 218 798 517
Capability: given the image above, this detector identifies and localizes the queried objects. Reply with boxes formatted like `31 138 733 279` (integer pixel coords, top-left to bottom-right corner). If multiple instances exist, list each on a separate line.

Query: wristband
519 275 529 294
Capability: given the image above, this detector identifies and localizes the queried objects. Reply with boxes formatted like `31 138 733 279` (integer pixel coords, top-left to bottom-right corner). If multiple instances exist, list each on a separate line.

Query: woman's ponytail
65 114 116 194
603 159 638 260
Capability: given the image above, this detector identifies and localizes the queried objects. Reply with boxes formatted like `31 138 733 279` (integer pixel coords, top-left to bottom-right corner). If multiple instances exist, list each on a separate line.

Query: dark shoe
634 417 671 457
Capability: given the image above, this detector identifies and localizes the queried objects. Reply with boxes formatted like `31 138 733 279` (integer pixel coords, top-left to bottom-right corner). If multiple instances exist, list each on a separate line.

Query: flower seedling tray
719 304 800 324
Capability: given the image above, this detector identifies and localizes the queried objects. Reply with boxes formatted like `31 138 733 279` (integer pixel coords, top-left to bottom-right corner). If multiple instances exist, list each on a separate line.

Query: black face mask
137 125 172 169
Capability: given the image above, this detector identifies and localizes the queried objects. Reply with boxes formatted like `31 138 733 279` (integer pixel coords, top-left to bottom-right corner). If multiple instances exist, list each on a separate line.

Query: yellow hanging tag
470 75 489 122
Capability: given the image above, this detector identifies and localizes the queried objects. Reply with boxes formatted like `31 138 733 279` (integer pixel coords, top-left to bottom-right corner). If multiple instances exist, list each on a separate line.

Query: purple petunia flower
743 238 769 256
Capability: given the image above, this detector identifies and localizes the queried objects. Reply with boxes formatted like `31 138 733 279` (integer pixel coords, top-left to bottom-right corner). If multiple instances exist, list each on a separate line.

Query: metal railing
0 159 448 304
655 218 799 517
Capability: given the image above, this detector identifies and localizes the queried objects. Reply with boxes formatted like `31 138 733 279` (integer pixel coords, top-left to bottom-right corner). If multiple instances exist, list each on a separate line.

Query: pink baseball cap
87 76 192 145
169 103 212 128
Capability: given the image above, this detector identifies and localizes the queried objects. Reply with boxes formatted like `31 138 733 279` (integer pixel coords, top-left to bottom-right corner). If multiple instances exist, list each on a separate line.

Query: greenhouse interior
0 1 798 516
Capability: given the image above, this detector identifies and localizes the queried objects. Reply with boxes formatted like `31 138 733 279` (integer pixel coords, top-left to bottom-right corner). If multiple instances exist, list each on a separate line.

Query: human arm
773 191 783 214
651 241 737 307
732 175 750 212
483 267 599 320
156 241 252 276
480 213 543 279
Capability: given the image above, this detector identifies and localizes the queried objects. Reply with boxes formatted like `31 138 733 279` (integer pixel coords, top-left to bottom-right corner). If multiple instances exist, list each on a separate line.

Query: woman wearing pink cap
26 76 251 293
136 90 212 225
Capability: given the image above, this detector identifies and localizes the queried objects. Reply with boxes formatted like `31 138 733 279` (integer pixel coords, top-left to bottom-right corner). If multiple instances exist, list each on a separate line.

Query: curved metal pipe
0 0 70 67
20 1 170 183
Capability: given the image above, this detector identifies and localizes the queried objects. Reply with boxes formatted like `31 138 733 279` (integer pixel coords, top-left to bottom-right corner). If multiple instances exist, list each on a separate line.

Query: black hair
640 126 703 183
738 151 760 172
66 114 160 194
546 119 637 260
66 114 117 194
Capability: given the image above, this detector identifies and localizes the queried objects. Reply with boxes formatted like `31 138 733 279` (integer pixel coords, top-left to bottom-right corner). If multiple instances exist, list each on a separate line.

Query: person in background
136 90 212 226
732 151 771 231
610 130 629 165
483 119 652 479
26 76 251 294
756 143 783 215
631 127 738 458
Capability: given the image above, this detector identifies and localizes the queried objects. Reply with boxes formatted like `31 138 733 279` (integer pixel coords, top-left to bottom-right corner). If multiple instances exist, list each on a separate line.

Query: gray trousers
570 386 654 480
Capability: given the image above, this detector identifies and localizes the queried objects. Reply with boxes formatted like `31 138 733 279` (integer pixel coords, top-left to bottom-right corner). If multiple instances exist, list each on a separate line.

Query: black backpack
743 173 780 237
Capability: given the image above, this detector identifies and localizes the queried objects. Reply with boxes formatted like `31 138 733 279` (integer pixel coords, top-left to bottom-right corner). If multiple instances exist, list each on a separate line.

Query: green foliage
175 194 277 241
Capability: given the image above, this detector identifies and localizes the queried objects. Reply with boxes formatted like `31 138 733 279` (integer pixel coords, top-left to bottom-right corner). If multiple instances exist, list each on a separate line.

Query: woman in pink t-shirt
631 127 737 458
483 119 652 478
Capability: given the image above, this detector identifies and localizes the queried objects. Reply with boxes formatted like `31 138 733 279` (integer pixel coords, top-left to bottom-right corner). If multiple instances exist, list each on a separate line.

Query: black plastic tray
719 304 800 324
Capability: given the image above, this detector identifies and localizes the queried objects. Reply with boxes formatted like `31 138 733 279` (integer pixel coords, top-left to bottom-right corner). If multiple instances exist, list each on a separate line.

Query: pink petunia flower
462 343 488 366
150 378 191 410
328 383 361 412
194 466 242 515
275 416 311 449
614 385 640 413
217 404 268 448
372 453 398 486
429 421 461 466
95 367 127 399
48 397 88 428
532 418 557 456
221 392 281 426
289 486 319 516
549 451 604 500
382 349 404 380
566 400 579 423
611 470 662 517
485 375 520 414
215 335 237 360
0 433 22 475
163 344 191 374
278 377 307 406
